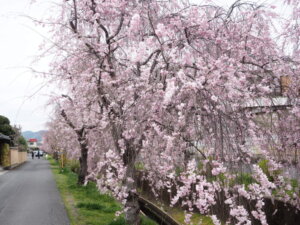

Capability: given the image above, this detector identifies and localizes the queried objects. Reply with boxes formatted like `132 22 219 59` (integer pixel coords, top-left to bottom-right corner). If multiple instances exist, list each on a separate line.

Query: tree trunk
124 146 140 225
124 164 140 225
125 192 140 225
78 145 88 185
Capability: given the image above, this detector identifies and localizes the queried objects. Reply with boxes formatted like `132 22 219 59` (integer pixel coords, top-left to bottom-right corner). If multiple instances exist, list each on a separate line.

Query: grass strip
48 157 157 225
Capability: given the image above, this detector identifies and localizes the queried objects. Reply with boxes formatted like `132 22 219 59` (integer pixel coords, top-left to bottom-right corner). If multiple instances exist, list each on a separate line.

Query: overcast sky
0 0 289 132
0 0 57 132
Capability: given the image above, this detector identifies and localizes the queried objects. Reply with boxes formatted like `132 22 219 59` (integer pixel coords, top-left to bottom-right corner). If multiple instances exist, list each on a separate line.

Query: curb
8 161 27 170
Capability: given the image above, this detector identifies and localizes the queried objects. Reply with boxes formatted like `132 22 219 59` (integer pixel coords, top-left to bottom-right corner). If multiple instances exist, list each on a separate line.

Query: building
28 138 38 150
0 133 11 144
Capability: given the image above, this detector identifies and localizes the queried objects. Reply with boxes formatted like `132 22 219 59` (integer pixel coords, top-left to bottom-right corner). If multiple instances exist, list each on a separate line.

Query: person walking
31 151 34 159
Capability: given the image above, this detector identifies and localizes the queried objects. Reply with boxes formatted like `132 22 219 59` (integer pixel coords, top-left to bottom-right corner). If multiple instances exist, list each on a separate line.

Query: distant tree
17 135 27 146
0 115 15 138
17 136 28 151
11 125 22 145
10 125 28 151
0 121 28 150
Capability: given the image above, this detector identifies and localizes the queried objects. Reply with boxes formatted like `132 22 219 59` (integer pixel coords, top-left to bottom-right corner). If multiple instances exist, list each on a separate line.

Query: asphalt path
0 156 70 225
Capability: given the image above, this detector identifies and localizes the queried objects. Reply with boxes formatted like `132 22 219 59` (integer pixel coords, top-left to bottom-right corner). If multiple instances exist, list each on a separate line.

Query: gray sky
0 0 290 132
0 0 57 132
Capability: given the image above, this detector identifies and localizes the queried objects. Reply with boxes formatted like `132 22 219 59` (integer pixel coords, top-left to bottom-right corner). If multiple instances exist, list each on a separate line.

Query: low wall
10 148 19 166
136 172 300 225
19 151 27 164
9 147 27 168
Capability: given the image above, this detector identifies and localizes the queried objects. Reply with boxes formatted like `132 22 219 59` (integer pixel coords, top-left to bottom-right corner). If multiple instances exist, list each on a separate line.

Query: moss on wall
0 143 10 168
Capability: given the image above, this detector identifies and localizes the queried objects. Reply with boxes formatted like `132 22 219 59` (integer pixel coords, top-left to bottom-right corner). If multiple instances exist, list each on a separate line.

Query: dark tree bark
61 109 90 185
123 142 141 225
124 148 140 225
78 143 88 185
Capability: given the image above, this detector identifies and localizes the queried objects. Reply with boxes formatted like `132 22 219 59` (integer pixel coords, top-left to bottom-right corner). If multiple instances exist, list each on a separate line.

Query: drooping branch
61 109 76 131
108 13 125 42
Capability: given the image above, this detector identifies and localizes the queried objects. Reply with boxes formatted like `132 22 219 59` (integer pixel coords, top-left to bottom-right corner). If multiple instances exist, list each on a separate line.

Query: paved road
0 157 70 225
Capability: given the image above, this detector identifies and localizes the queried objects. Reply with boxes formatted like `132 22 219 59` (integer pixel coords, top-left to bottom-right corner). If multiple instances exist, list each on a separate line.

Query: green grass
106 216 157 225
285 178 300 198
139 192 214 225
48 158 157 225
166 207 213 225
235 172 256 188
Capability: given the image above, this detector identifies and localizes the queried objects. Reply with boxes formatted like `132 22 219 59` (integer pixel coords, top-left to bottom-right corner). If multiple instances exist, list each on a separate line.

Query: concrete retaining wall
137 172 300 225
